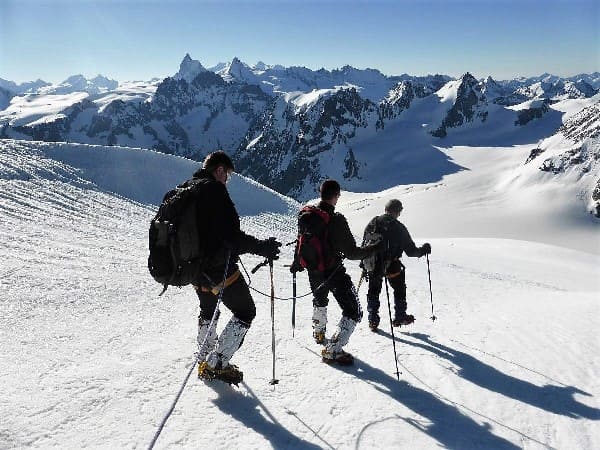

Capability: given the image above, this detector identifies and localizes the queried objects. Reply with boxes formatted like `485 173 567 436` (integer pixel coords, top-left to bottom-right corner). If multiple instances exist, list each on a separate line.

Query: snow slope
1 140 598 449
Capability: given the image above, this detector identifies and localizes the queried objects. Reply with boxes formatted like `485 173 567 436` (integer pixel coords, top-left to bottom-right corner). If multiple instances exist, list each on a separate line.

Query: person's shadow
396 332 600 420
324 355 521 449
206 381 325 449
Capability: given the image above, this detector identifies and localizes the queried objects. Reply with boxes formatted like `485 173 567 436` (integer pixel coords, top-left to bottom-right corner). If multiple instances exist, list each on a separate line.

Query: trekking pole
426 254 437 321
286 239 298 338
268 259 279 385
292 271 297 338
384 278 401 380
356 272 365 293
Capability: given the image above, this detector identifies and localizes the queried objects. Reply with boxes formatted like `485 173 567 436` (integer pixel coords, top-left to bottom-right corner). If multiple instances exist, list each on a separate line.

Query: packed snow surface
1 140 598 449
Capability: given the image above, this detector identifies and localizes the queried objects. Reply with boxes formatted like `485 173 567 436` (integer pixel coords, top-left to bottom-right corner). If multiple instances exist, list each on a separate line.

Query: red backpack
296 205 334 272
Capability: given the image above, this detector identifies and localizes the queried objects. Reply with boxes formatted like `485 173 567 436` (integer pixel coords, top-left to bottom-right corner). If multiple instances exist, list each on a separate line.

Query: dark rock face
378 81 428 128
431 73 488 138
343 148 360 179
525 147 545 164
515 102 550 126
539 146 586 174
234 87 380 198
592 179 600 217
558 104 600 142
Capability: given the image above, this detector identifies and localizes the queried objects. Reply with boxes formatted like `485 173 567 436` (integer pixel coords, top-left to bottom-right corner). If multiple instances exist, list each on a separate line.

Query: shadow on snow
386 332 600 420
330 357 521 450
206 381 324 449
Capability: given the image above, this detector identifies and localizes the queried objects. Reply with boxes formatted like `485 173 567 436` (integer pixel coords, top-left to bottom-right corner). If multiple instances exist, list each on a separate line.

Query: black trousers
196 265 256 325
366 260 407 322
308 265 362 322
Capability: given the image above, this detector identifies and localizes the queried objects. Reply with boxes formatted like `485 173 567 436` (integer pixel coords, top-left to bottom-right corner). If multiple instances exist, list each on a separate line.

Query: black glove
256 237 282 260
420 243 431 256
289 259 304 273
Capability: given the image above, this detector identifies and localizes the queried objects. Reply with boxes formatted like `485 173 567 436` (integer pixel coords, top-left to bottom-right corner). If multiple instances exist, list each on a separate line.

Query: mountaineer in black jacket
361 199 431 332
194 151 281 384
295 179 379 365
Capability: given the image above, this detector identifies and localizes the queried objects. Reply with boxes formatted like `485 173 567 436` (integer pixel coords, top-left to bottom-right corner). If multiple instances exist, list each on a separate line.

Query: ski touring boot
392 314 415 327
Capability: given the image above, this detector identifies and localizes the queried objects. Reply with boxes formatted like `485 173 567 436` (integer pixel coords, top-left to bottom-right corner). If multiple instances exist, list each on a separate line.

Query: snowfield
1 139 598 449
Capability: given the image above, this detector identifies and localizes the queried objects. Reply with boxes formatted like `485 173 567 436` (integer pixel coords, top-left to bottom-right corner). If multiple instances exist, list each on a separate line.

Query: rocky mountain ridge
1 55 598 199
524 102 600 216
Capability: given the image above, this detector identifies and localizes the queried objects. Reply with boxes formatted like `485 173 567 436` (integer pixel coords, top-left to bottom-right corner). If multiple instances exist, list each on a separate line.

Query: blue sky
1 0 598 83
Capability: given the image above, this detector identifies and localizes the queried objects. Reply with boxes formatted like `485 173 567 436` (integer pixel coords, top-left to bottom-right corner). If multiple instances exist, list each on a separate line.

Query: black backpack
361 216 395 275
148 177 209 293
296 205 334 272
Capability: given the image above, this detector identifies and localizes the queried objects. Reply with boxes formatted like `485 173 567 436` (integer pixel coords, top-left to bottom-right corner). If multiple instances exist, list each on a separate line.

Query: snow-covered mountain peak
435 73 482 103
90 74 115 85
512 77 598 102
218 57 257 83
539 72 561 83
58 74 90 91
0 78 52 95
63 74 85 83
385 80 414 102
436 78 463 103
174 53 207 83
62 74 117 91
207 62 227 73
334 65 385 81
283 87 343 112
481 76 504 99
430 72 489 138
458 72 480 90
36 74 118 95
253 61 268 71
229 57 247 73
381 80 429 114
563 80 597 99
446 72 485 106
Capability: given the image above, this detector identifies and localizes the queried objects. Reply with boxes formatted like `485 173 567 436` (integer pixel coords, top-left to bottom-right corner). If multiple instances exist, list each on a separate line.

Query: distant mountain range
1 54 598 204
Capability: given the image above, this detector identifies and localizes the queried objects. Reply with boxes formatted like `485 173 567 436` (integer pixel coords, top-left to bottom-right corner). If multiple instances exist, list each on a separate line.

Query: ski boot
392 314 415 327
368 320 379 332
